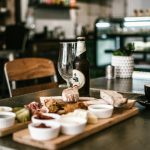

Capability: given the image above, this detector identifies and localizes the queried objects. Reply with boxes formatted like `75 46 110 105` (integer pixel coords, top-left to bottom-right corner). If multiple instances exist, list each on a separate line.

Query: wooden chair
4 58 58 97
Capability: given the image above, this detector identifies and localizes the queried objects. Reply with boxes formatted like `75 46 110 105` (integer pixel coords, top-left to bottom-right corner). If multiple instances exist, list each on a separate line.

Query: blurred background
0 0 150 98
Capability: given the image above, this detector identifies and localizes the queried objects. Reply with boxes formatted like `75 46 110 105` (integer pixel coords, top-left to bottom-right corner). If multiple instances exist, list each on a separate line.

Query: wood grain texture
4 58 58 97
6 58 56 81
13 107 139 150
0 122 28 137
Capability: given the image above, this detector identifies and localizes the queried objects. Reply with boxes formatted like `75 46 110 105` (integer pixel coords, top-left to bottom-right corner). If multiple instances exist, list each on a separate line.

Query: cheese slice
87 112 98 124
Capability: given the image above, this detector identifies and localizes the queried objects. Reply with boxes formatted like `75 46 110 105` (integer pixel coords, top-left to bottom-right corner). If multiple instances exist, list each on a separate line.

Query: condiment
73 37 90 96
34 113 54 120
106 65 115 79
0 106 12 112
35 123 51 128
91 106 110 110
0 115 10 118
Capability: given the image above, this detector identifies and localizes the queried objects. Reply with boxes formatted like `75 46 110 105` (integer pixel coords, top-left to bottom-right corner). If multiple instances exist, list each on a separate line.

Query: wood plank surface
6 58 56 81
13 107 139 150
0 122 28 137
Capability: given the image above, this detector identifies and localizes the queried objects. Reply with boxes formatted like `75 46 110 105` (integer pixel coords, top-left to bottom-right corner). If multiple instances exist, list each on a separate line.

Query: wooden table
0 78 149 150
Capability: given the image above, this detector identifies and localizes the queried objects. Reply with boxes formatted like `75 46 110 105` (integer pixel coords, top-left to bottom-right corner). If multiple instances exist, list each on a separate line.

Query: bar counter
0 78 149 150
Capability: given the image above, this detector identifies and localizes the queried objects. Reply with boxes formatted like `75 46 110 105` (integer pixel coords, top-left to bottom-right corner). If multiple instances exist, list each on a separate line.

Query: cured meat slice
62 86 79 102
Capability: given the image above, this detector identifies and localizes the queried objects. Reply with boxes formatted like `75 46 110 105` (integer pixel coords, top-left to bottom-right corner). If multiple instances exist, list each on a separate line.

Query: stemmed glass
57 42 76 87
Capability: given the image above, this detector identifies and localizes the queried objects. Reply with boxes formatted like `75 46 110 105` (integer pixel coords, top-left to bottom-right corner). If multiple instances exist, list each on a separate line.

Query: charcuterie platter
0 87 139 149
13 106 138 150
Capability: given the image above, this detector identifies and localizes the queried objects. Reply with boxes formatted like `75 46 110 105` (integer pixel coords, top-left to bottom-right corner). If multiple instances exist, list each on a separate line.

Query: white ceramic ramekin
0 106 12 112
31 113 60 124
88 104 114 119
28 121 60 141
0 112 16 129
60 116 87 135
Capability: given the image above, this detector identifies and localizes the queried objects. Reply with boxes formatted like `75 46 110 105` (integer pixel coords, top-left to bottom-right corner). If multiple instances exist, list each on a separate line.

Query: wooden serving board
13 107 139 150
0 121 28 137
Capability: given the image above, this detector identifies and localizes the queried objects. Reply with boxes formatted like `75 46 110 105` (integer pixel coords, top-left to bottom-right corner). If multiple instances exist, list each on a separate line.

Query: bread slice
123 100 136 109
100 90 127 107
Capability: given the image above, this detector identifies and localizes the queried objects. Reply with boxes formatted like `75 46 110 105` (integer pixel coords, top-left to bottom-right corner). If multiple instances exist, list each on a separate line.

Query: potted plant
111 43 135 78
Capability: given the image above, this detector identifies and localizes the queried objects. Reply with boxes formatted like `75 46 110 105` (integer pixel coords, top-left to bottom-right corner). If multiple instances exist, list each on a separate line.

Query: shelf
35 4 79 9
105 49 150 54
107 33 150 37
0 7 9 17
97 33 150 39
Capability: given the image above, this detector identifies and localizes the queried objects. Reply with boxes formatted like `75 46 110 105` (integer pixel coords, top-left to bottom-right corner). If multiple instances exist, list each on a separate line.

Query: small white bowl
60 116 87 135
88 104 114 119
0 106 12 112
32 113 60 124
28 121 60 141
0 112 16 129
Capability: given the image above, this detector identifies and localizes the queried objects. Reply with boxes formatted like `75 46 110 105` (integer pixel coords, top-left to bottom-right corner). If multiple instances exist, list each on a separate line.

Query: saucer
137 95 150 107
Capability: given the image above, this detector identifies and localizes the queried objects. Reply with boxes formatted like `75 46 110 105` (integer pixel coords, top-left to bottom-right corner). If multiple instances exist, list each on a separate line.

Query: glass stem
66 79 71 87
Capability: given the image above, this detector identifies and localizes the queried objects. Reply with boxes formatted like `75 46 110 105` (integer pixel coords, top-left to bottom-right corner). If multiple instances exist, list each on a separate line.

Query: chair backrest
4 58 58 97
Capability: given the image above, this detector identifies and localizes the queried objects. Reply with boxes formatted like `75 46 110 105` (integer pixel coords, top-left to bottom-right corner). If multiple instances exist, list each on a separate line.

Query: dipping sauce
0 106 12 112
0 112 16 129
0 115 11 118
35 123 51 128
34 113 54 120
91 106 110 110
88 104 114 119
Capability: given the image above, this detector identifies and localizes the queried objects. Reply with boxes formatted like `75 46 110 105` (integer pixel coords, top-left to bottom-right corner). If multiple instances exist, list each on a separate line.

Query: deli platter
13 107 138 150
0 87 139 149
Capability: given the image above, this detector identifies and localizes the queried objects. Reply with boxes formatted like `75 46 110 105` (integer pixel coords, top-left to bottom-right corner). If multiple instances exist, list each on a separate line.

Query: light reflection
124 21 150 27
124 17 150 22
96 22 111 28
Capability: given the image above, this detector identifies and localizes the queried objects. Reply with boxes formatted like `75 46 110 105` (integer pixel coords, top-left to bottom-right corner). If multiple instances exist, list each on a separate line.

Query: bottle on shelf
64 0 70 6
73 37 90 96
70 0 76 8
